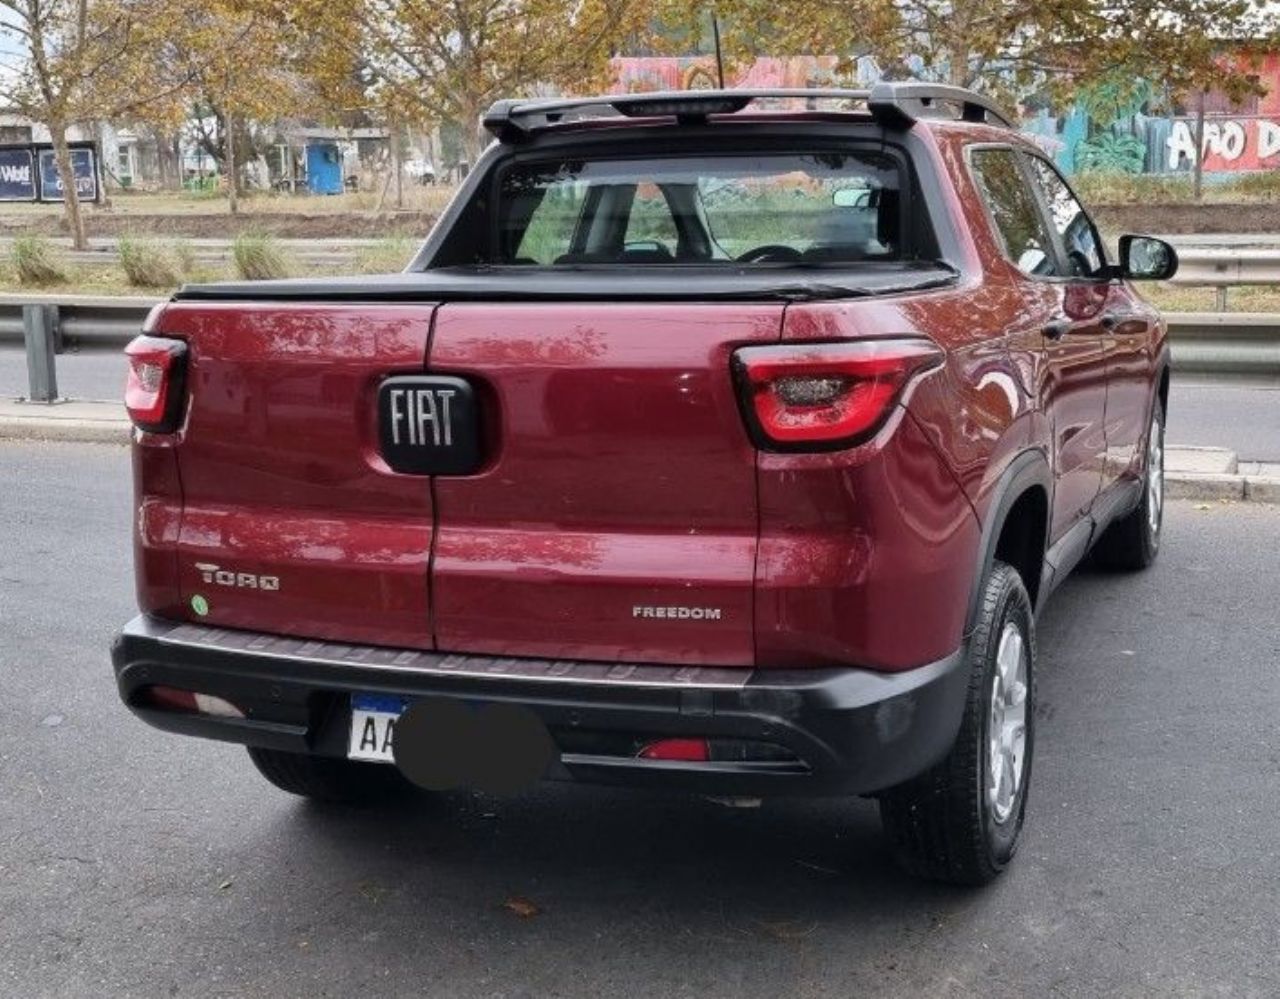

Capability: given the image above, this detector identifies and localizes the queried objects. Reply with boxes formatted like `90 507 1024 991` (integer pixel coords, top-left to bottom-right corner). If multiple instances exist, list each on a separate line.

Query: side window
1027 157 1106 278
970 148 1057 278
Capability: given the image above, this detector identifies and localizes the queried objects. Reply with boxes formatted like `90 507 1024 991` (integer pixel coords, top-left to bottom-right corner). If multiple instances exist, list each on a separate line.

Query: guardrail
2 295 1278 403
1166 249 1280 311
3 295 161 400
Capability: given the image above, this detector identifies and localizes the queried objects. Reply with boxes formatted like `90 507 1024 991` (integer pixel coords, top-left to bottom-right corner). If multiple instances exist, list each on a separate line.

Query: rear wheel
1091 398 1164 570
878 560 1035 885
247 746 414 803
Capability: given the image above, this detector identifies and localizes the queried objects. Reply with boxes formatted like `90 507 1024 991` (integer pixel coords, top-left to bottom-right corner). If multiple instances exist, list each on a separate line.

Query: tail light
732 339 943 451
124 335 188 433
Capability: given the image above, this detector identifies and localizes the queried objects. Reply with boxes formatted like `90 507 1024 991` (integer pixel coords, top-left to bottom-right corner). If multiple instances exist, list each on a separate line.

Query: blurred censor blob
393 699 556 794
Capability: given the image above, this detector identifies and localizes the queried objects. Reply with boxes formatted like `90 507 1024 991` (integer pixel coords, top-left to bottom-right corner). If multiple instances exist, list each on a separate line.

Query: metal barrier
2 295 159 402
1166 249 1280 311
2 295 1279 403
1164 312 1280 378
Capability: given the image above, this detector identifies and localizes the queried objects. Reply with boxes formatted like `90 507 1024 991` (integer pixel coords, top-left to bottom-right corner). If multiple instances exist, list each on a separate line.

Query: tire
878 560 1035 885
247 746 413 804
1090 398 1165 571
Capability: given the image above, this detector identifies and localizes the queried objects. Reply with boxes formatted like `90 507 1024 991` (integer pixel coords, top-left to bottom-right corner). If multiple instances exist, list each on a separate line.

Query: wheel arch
1157 357 1171 416
965 450 1053 632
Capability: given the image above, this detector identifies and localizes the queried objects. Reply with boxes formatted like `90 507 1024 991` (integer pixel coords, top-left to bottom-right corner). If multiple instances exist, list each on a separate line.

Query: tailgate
155 302 437 648
426 302 784 666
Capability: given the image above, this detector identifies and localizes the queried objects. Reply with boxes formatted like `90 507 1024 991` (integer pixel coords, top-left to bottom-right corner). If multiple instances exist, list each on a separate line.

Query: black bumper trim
111 614 970 797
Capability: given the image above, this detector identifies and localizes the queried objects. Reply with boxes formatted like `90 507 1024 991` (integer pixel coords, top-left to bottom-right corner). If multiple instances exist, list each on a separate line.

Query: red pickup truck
112 84 1176 885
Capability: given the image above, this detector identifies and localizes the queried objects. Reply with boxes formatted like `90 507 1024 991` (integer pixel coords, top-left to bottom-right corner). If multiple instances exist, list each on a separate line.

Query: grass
1075 170 1280 205
1138 283 1280 313
0 185 460 219
231 231 292 280
117 234 187 288
354 235 417 273
10 235 68 285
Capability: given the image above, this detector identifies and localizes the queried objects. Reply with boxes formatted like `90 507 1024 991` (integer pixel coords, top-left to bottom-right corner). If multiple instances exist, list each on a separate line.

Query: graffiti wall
1024 54 1280 176
611 55 874 94
611 55 1280 177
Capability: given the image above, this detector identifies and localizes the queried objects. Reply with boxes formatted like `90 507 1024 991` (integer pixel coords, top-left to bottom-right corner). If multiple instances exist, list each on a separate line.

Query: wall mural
610 54 1280 177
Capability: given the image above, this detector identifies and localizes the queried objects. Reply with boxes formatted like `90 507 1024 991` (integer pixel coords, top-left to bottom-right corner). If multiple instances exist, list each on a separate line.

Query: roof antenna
711 12 726 89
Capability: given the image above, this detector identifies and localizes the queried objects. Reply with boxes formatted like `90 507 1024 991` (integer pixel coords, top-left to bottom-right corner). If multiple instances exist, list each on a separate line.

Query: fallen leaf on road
217 878 234 891
503 896 540 918
1194 504 1211 511
756 919 818 941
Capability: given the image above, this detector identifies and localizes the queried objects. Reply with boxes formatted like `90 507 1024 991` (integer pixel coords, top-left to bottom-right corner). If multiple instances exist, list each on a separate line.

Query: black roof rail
482 83 1014 143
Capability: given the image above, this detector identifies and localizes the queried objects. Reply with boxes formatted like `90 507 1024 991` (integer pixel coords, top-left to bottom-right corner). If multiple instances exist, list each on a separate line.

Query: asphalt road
0 345 127 403
1165 379 1280 461
2 440 1279 997
3 346 1279 461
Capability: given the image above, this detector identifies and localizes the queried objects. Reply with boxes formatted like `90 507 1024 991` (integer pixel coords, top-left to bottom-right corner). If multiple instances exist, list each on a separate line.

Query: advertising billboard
37 147 98 202
0 149 37 201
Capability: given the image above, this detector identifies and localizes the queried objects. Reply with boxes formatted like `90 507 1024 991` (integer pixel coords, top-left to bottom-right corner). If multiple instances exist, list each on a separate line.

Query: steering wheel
737 244 804 263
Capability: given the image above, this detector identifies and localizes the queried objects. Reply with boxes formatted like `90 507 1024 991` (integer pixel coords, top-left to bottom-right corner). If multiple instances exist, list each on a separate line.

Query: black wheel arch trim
964 449 1053 633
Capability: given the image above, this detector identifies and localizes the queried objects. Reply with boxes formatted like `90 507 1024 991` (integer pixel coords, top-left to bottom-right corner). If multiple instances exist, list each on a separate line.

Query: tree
0 0 192 247
299 0 650 164
139 0 311 212
667 0 1280 111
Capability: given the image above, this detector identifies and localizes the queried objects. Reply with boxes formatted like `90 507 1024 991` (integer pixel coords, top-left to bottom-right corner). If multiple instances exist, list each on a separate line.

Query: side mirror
1118 235 1178 281
833 187 870 208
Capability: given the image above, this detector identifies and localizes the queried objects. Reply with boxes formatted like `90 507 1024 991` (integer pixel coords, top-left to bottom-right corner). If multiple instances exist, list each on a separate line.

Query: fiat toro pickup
111 83 1176 884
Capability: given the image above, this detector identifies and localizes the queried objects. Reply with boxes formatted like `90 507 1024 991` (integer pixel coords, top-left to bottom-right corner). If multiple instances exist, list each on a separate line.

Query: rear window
493 152 908 266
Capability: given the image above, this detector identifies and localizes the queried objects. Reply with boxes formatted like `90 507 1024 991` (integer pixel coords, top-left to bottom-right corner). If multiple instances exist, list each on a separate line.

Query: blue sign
37 148 97 202
0 149 36 201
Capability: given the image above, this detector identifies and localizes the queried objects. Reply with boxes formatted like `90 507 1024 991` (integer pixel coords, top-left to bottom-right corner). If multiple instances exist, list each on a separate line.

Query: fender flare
964 448 1053 634
1152 346 1172 420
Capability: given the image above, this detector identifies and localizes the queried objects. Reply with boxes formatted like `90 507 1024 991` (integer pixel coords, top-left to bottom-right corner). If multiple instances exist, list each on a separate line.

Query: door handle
1100 310 1141 332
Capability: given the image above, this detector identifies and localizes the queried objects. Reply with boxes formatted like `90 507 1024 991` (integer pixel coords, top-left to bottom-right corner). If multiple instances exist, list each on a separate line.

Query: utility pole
712 13 725 89
1193 89 1206 202
393 122 403 210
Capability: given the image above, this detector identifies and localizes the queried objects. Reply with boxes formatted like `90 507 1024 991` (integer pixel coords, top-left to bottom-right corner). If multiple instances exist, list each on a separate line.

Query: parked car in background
403 157 437 185
113 84 1176 885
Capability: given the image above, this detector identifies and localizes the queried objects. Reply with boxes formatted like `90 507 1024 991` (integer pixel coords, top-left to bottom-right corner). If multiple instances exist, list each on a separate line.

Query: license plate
378 374 481 476
348 693 406 763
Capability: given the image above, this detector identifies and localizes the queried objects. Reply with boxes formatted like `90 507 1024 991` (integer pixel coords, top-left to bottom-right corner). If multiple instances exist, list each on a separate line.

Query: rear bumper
111 615 969 797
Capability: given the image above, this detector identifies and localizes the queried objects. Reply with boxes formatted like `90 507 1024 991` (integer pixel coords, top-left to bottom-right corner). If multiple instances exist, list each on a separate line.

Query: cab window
495 151 911 266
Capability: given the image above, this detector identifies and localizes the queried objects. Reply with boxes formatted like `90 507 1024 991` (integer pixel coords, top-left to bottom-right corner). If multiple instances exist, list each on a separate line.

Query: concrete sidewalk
2 398 1278 502
0 398 130 444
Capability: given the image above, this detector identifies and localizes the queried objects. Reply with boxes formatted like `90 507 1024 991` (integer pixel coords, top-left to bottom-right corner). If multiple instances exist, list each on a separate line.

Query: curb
0 405 130 445
0 418 130 444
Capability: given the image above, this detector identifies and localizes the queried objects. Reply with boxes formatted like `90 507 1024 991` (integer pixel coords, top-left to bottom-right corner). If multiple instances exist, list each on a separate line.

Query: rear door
1024 155 1158 485
426 302 782 666
970 146 1109 543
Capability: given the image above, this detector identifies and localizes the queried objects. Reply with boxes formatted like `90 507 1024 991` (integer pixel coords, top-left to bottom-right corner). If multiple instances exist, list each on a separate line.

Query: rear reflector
124 335 188 433
141 685 244 719
638 737 710 762
733 339 943 450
